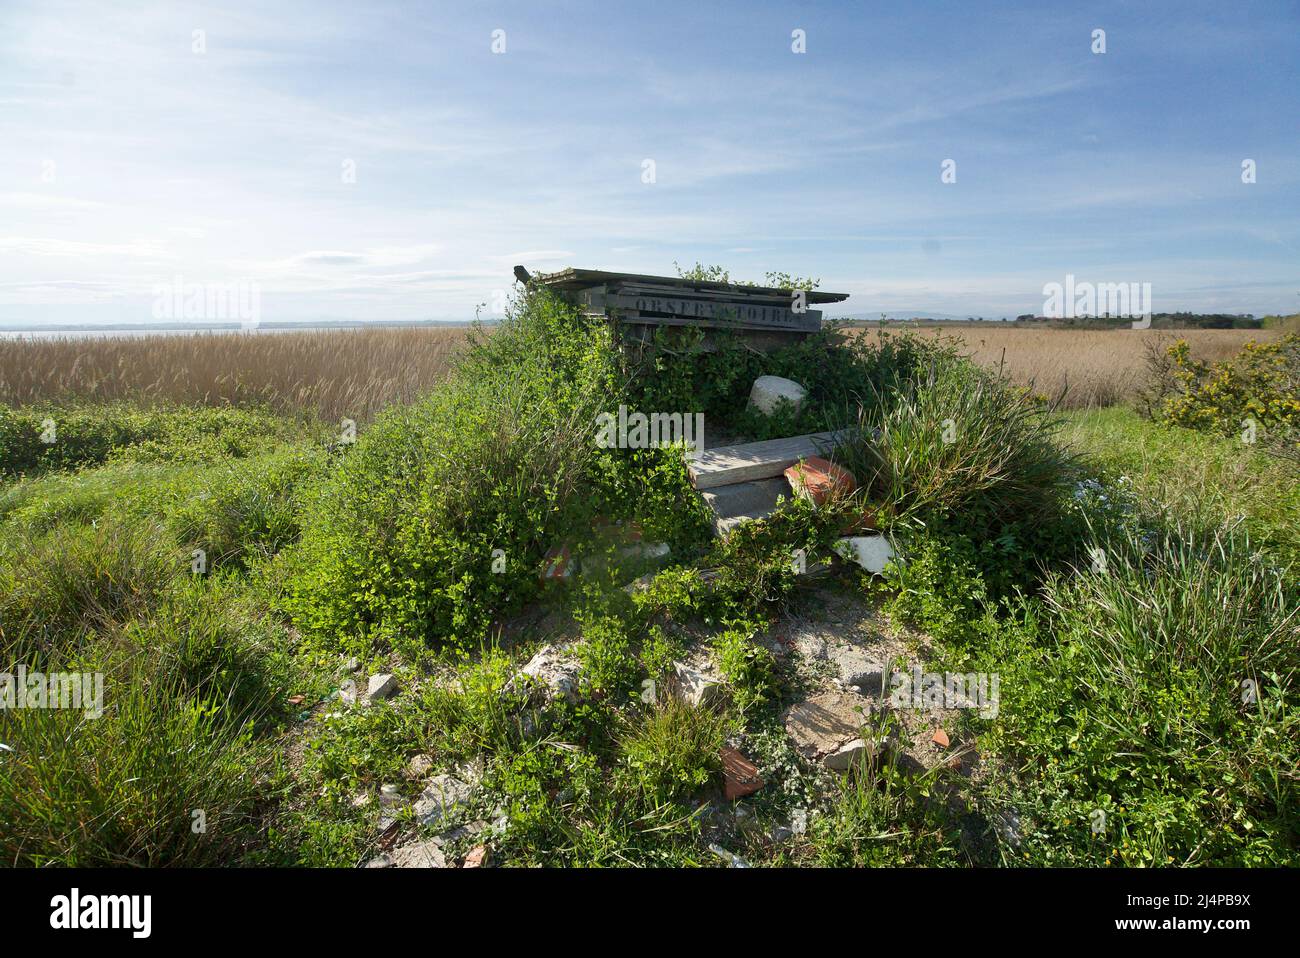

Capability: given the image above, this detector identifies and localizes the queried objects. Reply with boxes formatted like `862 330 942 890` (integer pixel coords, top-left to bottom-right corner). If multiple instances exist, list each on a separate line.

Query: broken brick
720 746 765 800
463 844 491 868
931 727 950 748
540 544 574 581
785 456 857 506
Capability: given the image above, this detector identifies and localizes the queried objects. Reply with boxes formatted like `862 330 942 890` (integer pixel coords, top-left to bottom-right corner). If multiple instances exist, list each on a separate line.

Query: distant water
0 323 472 341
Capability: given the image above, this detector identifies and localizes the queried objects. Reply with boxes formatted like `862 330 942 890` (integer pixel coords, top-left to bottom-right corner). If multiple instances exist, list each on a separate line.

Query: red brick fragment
931 727 950 748
785 456 857 506
540 544 573 581
720 746 765 800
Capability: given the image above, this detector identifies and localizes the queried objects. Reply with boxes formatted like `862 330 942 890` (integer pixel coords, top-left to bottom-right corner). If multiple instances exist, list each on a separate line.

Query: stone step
688 430 852 490
713 506 778 538
700 476 790 519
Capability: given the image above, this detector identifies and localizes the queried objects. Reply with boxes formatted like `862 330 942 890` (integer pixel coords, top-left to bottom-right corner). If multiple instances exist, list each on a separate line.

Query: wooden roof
532 267 849 305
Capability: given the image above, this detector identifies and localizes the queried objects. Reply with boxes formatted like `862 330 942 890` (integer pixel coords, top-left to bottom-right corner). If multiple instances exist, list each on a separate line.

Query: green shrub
284 288 623 651
881 532 995 649
980 523 1299 865
1153 335 1300 465
624 325 953 442
837 353 1076 542
713 626 776 715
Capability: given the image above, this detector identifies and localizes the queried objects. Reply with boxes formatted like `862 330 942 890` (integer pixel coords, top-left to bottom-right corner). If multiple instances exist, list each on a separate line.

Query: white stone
367 673 399 701
388 838 449 868
507 645 581 703
414 773 473 827
834 535 897 574
747 376 807 417
672 661 725 709
823 739 868 771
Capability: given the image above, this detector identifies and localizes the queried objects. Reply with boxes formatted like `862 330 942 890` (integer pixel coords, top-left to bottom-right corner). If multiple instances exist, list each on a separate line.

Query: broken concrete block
367 673 399 702
783 690 867 759
671 661 725 709
834 535 897 574
388 838 450 868
720 746 764 800
506 645 581 703
335 679 358 705
748 375 807 417
414 773 473 827
823 738 868 772
843 666 887 696
406 754 434 780
785 456 857 506
540 544 574 581
620 541 670 562
623 572 657 594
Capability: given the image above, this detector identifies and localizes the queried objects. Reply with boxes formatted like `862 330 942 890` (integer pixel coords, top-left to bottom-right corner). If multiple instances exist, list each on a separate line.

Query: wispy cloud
0 0 1297 324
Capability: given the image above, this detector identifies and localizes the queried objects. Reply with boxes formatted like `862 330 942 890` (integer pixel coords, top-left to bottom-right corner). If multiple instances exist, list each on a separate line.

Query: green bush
837 353 1076 541
284 288 624 652
980 523 1299 865
624 324 953 442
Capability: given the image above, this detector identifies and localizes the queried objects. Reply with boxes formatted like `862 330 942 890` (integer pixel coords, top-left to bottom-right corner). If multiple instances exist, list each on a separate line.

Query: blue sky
1 0 1297 325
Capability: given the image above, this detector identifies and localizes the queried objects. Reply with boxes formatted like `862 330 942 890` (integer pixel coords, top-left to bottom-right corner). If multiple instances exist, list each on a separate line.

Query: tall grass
2 323 1274 420
835 355 1076 537
981 521 1299 865
0 326 468 422
0 662 277 867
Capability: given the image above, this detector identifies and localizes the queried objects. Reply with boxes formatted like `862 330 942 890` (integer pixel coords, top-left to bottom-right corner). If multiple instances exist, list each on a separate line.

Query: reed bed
0 323 1282 419
850 326 1284 408
0 326 471 422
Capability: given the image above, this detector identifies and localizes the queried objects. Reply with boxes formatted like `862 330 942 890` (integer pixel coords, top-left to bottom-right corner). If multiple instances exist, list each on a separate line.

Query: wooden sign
532 268 848 341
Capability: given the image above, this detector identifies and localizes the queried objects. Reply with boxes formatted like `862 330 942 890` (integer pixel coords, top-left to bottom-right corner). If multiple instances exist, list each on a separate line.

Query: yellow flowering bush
1160 335 1300 459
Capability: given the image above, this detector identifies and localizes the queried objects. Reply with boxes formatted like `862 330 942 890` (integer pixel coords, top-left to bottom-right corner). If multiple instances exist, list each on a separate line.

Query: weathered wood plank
603 293 820 332
534 267 850 304
688 430 852 489
613 282 810 308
